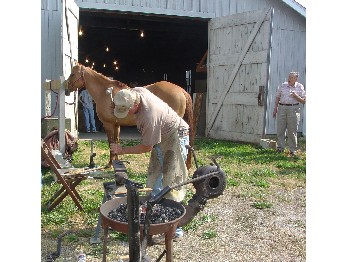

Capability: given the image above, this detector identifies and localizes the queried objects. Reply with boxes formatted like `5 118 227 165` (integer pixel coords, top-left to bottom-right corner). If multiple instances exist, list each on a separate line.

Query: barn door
62 0 79 135
206 8 273 144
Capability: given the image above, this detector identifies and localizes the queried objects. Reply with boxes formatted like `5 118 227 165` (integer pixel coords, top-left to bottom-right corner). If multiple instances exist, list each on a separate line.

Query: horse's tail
182 89 194 170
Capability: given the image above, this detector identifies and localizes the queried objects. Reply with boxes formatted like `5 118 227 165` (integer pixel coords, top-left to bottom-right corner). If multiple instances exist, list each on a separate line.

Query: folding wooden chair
41 139 88 211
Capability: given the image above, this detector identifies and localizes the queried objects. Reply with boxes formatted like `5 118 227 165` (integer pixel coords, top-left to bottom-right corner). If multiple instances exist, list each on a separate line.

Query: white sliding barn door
206 8 273 144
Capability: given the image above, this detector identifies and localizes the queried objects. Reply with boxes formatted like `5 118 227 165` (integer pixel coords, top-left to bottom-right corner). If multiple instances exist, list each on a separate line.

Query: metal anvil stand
100 185 184 262
90 161 130 245
99 180 185 261
95 156 227 262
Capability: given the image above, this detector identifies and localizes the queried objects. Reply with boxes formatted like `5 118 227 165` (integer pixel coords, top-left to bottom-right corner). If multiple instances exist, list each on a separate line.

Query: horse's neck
83 69 113 97
113 80 129 88
83 69 129 101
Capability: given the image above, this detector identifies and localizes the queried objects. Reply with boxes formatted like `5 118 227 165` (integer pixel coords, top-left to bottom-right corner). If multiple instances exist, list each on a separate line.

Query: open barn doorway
77 10 208 133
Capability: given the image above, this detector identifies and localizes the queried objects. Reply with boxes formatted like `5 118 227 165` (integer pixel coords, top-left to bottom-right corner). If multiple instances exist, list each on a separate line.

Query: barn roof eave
281 0 306 18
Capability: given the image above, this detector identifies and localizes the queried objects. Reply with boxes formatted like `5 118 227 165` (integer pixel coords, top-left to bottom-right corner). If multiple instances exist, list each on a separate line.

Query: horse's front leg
104 123 120 168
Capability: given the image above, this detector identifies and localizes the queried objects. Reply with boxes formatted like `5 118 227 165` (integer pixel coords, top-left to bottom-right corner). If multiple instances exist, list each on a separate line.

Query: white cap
113 89 137 118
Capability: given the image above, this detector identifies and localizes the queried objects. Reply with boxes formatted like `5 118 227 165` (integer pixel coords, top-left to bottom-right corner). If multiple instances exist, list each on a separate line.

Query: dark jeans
82 106 96 132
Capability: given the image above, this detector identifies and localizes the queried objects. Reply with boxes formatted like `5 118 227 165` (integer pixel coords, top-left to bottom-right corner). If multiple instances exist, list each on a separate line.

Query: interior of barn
77 10 209 132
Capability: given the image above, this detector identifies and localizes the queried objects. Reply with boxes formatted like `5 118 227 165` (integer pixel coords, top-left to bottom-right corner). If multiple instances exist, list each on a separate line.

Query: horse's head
65 64 85 96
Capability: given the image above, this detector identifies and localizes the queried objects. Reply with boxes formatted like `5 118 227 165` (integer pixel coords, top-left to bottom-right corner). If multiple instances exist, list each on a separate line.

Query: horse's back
145 81 186 117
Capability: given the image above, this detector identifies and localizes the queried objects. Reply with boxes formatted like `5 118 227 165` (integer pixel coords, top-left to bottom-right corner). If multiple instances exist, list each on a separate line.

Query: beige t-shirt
133 87 189 146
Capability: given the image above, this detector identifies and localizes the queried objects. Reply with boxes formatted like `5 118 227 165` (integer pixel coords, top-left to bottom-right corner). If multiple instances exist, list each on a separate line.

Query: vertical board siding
266 3 306 135
41 0 63 117
207 9 272 143
42 0 79 136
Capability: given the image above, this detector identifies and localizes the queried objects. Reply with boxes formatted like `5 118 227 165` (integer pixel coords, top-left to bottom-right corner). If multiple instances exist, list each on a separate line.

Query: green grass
41 136 306 238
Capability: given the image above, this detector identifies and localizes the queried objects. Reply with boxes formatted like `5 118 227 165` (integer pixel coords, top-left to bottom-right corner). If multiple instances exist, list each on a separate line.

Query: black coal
108 203 183 224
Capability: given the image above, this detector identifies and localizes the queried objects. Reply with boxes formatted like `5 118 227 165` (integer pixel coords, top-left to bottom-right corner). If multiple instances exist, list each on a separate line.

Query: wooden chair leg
48 190 83 211
47 186 66 204
69 179 84 201
47 181 84 211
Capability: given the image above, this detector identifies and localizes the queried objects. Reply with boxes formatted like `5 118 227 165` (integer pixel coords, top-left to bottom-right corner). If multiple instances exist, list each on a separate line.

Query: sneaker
174 227 184 242
77 253 86 262
92 130 97 133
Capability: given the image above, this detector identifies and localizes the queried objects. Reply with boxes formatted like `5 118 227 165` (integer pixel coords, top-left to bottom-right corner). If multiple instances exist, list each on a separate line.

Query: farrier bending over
110 87 190 203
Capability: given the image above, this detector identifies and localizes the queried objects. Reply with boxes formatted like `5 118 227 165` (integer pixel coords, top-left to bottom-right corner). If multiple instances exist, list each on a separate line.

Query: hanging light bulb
140 30 144 37
113 61 117 65
115 66 119 70
85 58 89 63
103 64 106 68
78 26 83 36
106 46 109 52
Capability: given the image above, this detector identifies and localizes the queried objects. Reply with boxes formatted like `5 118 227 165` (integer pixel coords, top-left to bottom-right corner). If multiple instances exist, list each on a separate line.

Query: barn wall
74 0 215 18
72 0 306 137
206 0 306 136
266 2 306 135
41 0 79 137
41 0 305 138
41 0 63 117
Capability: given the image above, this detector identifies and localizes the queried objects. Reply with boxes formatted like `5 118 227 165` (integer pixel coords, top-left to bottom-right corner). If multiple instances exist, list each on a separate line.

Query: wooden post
43 77 67 154
59 76 66 154
193 93 204 137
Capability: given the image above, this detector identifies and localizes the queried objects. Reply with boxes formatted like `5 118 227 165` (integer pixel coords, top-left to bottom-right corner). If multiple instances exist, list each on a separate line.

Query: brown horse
66 63 194 169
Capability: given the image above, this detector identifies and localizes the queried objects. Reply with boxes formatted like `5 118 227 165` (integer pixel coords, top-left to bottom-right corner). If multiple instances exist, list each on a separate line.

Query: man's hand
290 91 299 98
110 143 123 155
273 108 278 118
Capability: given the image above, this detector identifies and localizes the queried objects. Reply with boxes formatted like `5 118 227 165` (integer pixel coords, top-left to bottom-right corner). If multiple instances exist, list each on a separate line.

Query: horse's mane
79 63 129 88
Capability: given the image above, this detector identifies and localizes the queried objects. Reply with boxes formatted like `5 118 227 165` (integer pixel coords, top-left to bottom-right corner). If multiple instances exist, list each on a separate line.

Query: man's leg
82 107 90 132
276 106 287 151
286 106 300 153
88 108 97 132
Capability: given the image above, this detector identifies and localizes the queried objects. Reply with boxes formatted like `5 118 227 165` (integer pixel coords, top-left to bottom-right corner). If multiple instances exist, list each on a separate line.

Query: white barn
41 0 306 144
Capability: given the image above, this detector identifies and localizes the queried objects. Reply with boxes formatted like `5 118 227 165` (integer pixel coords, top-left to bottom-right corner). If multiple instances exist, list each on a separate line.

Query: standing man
273 72 306 156
79 88 97 133
110 87 189 240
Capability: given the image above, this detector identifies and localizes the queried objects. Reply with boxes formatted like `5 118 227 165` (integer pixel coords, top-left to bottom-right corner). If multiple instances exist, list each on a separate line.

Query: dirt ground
41 184 305 262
